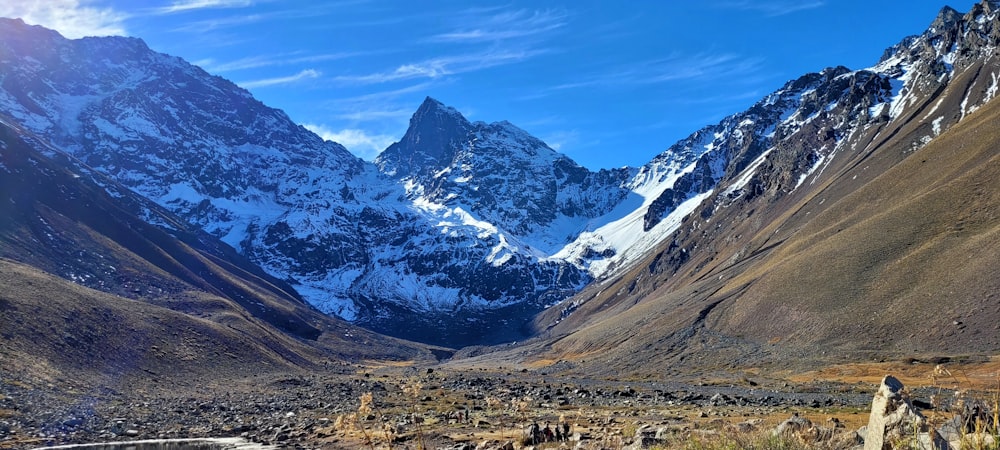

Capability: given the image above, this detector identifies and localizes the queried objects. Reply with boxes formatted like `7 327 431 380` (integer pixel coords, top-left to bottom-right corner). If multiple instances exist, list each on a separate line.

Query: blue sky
0 0 973 170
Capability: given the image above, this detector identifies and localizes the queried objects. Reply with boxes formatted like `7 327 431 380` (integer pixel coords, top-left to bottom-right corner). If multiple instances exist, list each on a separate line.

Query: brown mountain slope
1 258 308 386
456 44 1000 378
714 90 999 357
0 119 435 389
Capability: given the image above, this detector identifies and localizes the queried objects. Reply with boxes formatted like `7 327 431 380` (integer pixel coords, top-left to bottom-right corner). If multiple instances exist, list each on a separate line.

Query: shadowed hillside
0 119 436 389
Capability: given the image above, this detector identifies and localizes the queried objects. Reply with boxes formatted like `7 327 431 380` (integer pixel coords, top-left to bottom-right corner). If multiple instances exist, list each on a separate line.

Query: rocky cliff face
378 98 633 246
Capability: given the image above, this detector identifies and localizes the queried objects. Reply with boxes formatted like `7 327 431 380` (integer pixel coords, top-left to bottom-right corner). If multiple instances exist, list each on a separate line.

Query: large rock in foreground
863 375 951 450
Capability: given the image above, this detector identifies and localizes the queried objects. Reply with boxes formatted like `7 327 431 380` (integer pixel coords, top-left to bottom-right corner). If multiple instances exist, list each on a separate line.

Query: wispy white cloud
155 0 254 15
0 0 127 38
540 129 580 152
670 89 765 106
548 53 763 92
168 13 264 32
201 52 361 73
238 69 320 88
336 49 547 85
428 8 569 43
303 124 396 160
717 0 825 17
313 83 439 122
641 54 764 83
212 54 309 72
166 5 350 32
319 84 434 128
333 108 413 123
311 84 436 155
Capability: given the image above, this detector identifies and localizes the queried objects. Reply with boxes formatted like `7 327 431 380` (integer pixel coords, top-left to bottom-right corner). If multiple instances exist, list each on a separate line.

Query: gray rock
634 423 656 438
774 413 812 436
623 436 663 449
731 418 763 433
831 428 865 448
474 440 514 450
935 415 964 444
108 420 126 435
61 418 84 428
953 433 996 449
438 443 475 450
862 375 946 450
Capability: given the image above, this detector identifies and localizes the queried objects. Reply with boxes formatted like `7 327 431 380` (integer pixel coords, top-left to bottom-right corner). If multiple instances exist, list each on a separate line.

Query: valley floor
3 358 996 449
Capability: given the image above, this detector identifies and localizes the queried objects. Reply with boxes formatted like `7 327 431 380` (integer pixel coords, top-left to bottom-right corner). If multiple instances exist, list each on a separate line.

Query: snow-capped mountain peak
376 97 472 178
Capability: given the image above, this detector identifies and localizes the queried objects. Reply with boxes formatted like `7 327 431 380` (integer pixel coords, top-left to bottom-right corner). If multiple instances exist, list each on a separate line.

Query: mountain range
0 15 718 348
1 0 998 372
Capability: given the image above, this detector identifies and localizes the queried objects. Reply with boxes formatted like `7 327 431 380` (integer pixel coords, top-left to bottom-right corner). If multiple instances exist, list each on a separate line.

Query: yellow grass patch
785 356 1000 391
525 359 559 368
360 359 416 369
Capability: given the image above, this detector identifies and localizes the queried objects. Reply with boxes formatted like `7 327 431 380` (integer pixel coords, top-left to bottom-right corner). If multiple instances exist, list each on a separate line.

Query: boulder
774 413 813 436
936 414 997 449
863 375 947 450
655 425 683 439
470 440 514 450
571 431 592 441
829 428 865 449
955 433 997 449
623 424 668 449
729 418 763 433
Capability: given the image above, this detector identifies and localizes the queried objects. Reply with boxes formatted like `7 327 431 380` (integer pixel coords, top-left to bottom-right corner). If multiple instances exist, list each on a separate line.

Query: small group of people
526 421 571 444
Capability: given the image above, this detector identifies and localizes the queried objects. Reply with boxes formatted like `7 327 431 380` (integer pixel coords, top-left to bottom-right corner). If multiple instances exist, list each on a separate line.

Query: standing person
528 422 540 445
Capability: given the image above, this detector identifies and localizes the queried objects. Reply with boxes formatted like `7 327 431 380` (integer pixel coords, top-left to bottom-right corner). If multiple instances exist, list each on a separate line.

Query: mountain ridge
453 0 1000 375
0 14 716 346
1 1 998 353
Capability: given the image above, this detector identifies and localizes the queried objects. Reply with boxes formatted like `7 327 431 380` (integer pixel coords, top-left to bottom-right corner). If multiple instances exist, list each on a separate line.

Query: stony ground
0 361 916 450
7 356 997 450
